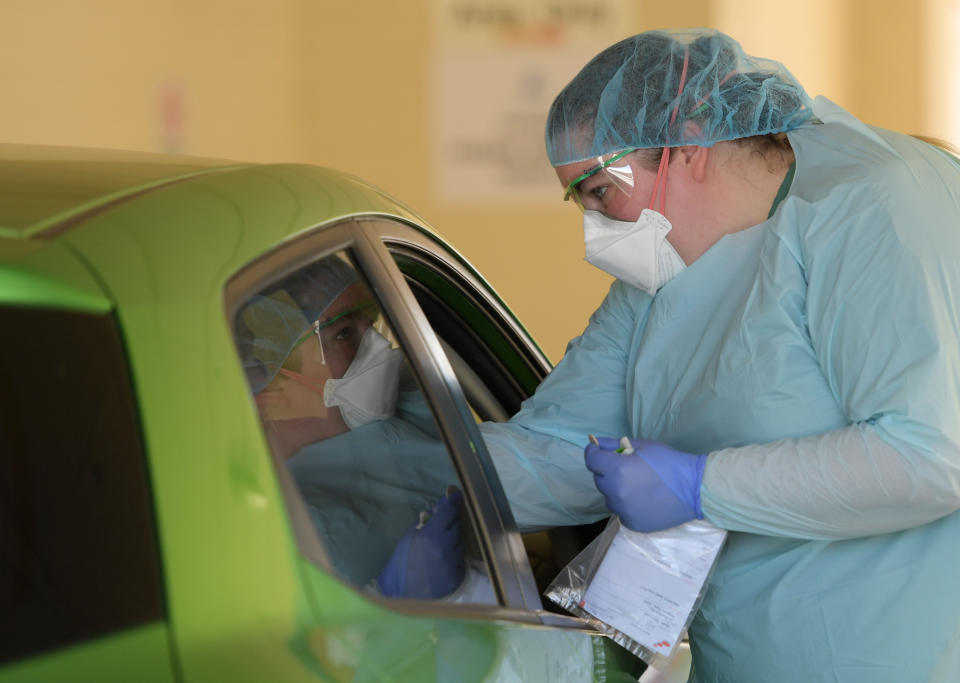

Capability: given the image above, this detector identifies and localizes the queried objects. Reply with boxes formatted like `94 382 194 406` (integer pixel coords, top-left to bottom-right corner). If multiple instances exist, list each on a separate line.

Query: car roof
0 144 490 315
0 143 249 239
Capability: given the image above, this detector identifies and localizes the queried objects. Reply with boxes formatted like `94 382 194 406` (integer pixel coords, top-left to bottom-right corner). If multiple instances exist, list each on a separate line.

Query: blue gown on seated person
288 388 456 588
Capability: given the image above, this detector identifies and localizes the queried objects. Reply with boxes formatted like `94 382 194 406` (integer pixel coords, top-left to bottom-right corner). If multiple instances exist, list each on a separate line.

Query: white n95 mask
323 327 403 429
583 209 686 295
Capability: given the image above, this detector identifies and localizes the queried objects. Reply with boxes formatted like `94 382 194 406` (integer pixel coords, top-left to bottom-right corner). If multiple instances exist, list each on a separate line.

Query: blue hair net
235 256 358 393
545 28 815 165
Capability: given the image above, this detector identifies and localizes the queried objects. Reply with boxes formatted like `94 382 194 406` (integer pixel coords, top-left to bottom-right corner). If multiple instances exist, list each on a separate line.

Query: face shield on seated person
236 256 404 441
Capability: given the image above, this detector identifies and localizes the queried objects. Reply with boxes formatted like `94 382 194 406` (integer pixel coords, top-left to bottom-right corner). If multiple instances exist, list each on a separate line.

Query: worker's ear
677 121 713 183
676 145 710 183
677 120 710 182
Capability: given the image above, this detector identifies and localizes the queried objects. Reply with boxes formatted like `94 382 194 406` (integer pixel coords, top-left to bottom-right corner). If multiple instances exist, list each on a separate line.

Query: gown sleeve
482 280 650 531
702 131 960 539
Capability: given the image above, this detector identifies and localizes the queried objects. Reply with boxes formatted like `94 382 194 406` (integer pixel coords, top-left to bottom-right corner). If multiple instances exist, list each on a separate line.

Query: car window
0 306 164 665
230 249 497 604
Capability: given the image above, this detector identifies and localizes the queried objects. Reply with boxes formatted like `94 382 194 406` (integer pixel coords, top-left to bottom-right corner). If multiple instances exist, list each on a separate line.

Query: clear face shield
562 148 638 214
284 300 379 373
563 144 678 221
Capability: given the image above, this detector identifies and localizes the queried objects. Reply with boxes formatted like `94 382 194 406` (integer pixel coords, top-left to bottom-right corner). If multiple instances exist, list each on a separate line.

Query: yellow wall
1 0 947 360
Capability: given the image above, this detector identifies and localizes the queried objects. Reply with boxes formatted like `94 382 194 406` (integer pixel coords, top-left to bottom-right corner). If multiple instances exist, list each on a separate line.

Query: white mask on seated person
323 327 403 429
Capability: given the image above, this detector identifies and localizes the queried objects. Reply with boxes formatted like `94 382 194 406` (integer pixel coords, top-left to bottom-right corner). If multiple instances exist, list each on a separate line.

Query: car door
223 215 647 681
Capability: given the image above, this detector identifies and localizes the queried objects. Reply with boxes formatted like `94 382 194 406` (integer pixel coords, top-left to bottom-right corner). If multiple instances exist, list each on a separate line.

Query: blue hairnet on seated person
545 28 815 165
235 256 358 393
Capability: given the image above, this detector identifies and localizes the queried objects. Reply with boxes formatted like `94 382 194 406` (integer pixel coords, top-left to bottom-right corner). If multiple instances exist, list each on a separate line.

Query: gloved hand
584 436 707 533
376 488 466 599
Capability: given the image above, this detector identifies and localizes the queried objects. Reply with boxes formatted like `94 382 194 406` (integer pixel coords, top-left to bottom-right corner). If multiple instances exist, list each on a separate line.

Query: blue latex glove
376 488 465 599
584 436 707 533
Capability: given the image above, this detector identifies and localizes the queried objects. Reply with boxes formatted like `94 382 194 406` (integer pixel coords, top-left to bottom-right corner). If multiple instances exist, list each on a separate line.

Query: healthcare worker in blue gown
479 28 960 682
235 257 468 600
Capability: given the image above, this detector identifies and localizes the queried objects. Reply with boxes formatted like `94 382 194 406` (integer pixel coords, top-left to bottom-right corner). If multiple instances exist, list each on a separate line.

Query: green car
0 144 666 682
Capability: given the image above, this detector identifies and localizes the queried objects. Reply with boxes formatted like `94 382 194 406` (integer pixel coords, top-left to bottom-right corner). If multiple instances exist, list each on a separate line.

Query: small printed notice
582 520 726 657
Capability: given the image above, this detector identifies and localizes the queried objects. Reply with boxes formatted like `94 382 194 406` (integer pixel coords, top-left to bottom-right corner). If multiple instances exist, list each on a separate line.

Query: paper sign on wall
431 0 634 202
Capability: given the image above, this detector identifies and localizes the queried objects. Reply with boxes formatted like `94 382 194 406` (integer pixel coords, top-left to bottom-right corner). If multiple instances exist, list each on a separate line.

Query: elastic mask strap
648 148 671 213
648 46 690 213
278 367 326 395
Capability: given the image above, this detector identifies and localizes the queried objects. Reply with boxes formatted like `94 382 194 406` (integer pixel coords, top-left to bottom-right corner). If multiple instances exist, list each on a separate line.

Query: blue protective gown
288 388 457 587
481 98 960 681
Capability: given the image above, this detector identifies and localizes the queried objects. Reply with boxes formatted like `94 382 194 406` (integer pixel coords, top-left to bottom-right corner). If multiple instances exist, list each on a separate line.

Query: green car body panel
0 146 642 682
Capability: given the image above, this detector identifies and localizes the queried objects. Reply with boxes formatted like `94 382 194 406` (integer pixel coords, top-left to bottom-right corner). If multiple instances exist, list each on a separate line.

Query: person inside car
235 255 466 600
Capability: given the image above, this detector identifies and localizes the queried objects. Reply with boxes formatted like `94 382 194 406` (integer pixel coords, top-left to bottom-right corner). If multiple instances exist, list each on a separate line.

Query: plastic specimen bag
545 516 726 669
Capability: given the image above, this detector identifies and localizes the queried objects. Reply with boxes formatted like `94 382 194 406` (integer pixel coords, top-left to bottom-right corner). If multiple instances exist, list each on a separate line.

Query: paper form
582 520 726 657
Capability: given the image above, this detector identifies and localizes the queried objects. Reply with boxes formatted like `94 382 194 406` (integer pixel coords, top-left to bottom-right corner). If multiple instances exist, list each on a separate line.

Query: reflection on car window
232 250 495 604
